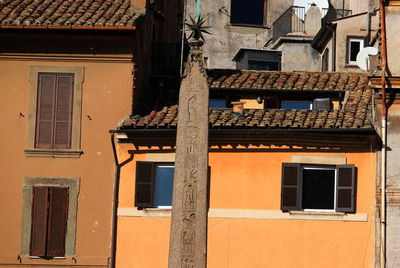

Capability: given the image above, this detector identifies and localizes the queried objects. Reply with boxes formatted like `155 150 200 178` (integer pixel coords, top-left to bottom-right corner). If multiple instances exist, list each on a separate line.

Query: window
279 99 331 110
135 162 174 208
281 163 356 213
26 66 84 157
35 73 74 149
347 37 364 65
20 177 79 257
248 60 280 71
231 0 265 26
30 187 69 258
209 99 226 108
281 100 313 110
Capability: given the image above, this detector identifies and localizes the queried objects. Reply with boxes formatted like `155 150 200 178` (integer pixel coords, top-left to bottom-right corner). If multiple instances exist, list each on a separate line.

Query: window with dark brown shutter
135 162 156 208
281 163 302 211
281 163 357 213
30 187 69 258
135 162 175 208
35 73 74 149
336 165 356 213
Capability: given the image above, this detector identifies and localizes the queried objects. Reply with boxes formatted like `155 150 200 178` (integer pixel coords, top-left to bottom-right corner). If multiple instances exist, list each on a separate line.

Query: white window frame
154 165 175 209
347 37 364 65
301 166 337 212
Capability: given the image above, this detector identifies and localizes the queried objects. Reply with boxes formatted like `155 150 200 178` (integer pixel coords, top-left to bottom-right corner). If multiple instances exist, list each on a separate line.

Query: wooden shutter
35 73 74 149
135 162 155 208
54 75 74 149
281 163 302 211
35 74 56 149
30 187 49 256
336 165 356 213
46 187 69 257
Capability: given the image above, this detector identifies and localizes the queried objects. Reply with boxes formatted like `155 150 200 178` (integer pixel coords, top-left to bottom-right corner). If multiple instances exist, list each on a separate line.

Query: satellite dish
356 47 378 71
293 0 329 19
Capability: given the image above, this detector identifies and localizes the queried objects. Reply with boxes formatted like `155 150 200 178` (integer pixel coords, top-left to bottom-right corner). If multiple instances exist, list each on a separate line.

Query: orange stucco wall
0 56 133 267
116 146 376 268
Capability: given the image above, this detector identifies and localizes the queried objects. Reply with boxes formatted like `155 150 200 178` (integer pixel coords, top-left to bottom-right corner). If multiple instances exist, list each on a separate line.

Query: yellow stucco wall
0 55 133 267
115 145 376 268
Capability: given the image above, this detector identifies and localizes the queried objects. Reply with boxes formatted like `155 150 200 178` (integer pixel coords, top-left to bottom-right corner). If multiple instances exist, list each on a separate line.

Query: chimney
231 101 246 113
304 4 322 36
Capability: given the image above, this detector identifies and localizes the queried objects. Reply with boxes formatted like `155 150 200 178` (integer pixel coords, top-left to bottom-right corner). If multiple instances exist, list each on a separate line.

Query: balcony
321 8 352 24
272 6 306 43
272 6 352 42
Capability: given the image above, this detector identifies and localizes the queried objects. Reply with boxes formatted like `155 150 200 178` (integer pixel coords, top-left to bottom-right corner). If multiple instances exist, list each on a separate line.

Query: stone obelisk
168 38 209 267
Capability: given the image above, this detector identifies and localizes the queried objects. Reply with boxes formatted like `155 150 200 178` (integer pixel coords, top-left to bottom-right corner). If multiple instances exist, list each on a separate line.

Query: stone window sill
344 64 360 68
25 149 83 158
16 255 107 265
118 208 367 222
288 210 346 216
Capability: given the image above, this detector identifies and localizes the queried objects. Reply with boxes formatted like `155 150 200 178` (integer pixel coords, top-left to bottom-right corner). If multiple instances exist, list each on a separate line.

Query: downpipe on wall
379 0 387 267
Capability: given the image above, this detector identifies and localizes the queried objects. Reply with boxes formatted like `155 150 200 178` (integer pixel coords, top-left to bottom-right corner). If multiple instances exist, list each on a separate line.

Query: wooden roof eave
110 128 380 152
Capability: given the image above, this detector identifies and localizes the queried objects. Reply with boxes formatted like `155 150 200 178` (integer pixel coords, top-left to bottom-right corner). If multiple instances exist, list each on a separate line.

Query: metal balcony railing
272 6 305 42
321 8 352 23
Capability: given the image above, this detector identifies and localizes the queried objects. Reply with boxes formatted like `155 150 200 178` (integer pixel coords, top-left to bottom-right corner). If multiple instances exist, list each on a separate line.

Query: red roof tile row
121 70 374 130
0 0 142 27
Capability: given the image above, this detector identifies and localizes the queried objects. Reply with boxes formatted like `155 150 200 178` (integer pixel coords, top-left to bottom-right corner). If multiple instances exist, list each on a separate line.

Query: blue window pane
281 100 312 110
209 99 226 108
154 166 174 207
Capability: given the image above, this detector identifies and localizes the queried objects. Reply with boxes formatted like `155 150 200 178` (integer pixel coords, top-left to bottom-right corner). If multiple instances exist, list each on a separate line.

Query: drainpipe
110 133 120 268
379 0 388 267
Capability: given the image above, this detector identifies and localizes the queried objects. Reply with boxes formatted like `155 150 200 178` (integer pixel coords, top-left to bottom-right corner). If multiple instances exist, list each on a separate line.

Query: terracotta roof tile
121 70 374 130
0 0 142 27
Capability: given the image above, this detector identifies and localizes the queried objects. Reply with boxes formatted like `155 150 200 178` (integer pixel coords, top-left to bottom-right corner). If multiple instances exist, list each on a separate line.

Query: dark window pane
248 60 279 71
282 188 297 207
302 168 335 209
350 41 361 61
337 189 352 208
154 166 174 207
283 167 298 186
231 0 264 25
281 100 312 110
209 99 226 108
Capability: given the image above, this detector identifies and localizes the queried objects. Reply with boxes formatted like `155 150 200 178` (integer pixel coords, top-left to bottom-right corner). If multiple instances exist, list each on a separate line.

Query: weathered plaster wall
333 13 379 72
185 0 293 69
0 56 133 267
381 102 400 267
279 41 321 71
115 146 376 268
385 7 400 76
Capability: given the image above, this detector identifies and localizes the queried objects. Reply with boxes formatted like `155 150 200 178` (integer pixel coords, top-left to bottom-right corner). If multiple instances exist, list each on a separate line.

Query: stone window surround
25 66 84 158
20 177 80 257
345 35 365 66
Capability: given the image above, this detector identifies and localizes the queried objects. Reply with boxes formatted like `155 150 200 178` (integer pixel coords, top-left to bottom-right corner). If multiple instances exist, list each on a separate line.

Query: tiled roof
0 0 142 28
207 69 363 91
121 70 374 130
